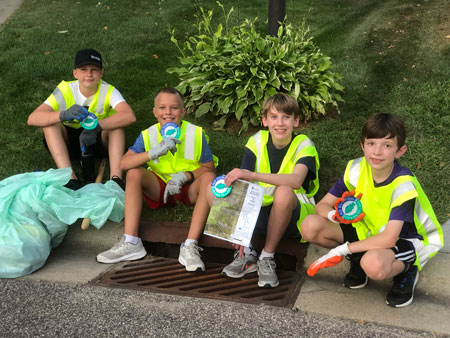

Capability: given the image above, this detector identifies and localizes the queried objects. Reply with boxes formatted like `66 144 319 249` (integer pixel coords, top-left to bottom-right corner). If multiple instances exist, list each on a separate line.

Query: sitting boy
27 49 136 190
184 92 319 287
301 113 443 307
97 87 217 265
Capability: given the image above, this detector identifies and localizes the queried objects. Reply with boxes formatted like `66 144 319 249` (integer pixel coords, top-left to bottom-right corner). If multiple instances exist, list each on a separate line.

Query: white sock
259 249 274 260
124 234 139 245
184 239 198 246
244 245 257 256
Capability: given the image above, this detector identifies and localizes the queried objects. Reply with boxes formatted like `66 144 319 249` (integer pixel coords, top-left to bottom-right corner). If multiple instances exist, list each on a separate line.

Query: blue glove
148 137 181 160
163 172 187 204
60 104 89 122
79 124 102 153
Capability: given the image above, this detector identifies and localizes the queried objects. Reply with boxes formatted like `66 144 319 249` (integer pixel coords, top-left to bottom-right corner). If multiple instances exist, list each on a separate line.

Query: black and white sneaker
386 266 419 307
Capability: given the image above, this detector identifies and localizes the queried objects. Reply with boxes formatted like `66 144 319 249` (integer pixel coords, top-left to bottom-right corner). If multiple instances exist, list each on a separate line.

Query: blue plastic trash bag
0 167 124 278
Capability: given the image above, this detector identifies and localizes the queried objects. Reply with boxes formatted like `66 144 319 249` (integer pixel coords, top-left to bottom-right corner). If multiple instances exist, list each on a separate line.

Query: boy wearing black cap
28 48 136 190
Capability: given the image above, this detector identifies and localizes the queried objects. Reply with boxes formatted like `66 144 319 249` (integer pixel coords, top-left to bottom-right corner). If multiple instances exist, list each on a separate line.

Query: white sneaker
97 236 147 264
178 242 205 272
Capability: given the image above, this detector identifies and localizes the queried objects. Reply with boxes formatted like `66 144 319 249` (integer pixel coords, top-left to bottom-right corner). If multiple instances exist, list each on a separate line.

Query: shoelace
259 258 276 273
186 244 203 257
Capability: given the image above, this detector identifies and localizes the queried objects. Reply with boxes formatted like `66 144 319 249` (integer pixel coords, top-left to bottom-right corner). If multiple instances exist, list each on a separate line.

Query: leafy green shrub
167 3 344 133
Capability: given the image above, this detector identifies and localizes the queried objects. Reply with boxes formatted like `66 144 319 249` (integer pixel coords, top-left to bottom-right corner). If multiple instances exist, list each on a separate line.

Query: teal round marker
80 112 98 130
211 175 232 198
160 122 180 139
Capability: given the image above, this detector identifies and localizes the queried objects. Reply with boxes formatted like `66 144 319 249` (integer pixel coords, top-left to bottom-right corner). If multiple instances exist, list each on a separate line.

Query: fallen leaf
44 51 50 55
388 44 394 48
416 161 421 169
153 54 158 59
104 26 108 30
446 35 450 39
411 64 416 69
145 11 150 15
57 30 68 34
402 77 408 81
439 162 444 168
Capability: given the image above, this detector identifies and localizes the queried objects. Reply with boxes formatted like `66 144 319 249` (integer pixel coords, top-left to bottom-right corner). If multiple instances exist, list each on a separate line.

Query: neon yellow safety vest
343 157 444 270
142 121 218 183
46 80 116 129
245 130 320 232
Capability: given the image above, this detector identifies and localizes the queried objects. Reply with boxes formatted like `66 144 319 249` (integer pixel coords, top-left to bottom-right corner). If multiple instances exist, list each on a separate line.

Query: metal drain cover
93 257 304 308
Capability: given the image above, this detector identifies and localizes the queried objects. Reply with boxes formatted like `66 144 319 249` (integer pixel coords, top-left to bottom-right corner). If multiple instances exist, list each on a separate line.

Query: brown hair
360 113 406 149
154 87 185 107
262 93 299 118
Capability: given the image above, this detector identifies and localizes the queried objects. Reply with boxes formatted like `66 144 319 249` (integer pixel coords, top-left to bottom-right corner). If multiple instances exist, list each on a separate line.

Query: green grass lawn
0 0 448 222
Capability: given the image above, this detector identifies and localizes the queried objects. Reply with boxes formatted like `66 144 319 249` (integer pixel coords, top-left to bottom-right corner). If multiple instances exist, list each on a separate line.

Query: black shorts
339 224 416 263
252 200 301 239
43 125 107 160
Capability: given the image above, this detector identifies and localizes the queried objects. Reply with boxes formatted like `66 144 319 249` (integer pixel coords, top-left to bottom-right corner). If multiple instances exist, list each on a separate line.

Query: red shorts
143 172 191 209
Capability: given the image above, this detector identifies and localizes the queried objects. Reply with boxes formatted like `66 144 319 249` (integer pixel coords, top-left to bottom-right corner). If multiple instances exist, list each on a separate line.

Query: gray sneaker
257 257 279 288
222 250 257 278
178 242 205 272
96 236 147 264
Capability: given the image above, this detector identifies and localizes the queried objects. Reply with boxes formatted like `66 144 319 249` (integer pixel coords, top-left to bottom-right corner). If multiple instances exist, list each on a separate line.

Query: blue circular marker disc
211 175 232 198
80 112 98 130
160 122 180 139
337 196 363 221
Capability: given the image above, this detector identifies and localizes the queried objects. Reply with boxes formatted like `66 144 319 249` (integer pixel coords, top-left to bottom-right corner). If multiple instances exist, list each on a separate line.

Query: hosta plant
167 3 344 133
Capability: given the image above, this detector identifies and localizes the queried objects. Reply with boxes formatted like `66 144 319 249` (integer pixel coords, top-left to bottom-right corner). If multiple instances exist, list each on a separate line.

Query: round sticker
211 175 232 198
160 122 180 139
80 112 98 130
336 196 363 221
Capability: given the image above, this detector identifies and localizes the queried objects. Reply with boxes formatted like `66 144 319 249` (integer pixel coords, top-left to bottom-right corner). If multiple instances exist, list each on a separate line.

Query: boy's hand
79 124 102 153
224 168 253 186
333 190 365 224
307 242 351 277
148 137 181 160
60 104 89 122
163 172 187 203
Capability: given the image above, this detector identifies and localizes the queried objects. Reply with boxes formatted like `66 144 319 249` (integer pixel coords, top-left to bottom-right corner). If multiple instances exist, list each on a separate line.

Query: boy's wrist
186 171 194 184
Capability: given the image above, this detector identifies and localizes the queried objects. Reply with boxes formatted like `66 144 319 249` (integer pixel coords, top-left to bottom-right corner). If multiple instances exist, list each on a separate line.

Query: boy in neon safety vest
185 93 320 287
97 87 218 267
302 113 443 307
27 49 136 190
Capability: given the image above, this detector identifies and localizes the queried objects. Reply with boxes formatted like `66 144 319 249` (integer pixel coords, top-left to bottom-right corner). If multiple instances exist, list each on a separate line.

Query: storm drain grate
93 257 304 307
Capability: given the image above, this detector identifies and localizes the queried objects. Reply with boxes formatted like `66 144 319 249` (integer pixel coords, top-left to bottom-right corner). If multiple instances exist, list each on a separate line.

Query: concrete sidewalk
22 218 450 336
0 0 22 26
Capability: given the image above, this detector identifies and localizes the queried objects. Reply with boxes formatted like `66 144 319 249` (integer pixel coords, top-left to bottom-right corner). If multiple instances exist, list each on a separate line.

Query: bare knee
300 214 321 242
361 252 389 280
125 167 146 184
272 186 296 209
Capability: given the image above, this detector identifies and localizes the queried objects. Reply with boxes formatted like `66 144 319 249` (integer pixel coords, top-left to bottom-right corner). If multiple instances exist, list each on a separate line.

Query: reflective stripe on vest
142 121 204 183
48 80 114 128
343 157 443 269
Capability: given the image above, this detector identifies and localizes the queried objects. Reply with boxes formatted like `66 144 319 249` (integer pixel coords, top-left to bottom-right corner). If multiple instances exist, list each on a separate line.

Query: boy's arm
190 160 215 181
27 103 62 127
224 163 308 188
97 101 136 130
315 193 339 219
119 149 150 171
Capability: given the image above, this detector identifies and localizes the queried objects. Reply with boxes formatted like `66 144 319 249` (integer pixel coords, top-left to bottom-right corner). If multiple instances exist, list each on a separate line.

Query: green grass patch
0 0 448 222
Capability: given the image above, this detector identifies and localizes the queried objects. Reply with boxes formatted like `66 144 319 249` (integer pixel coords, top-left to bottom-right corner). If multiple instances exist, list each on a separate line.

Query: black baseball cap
74 49 103 69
